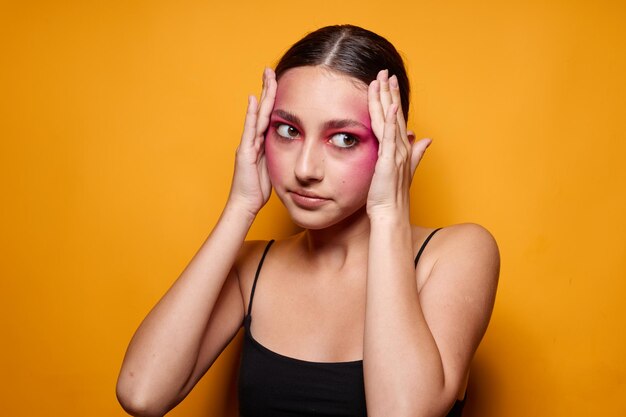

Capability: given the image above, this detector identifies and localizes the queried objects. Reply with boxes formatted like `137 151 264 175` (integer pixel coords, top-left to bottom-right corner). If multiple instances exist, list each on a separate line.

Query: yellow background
2 1 625 415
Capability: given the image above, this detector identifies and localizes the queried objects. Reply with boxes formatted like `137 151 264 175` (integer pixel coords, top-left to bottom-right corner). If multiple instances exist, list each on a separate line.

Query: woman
117 25 499 417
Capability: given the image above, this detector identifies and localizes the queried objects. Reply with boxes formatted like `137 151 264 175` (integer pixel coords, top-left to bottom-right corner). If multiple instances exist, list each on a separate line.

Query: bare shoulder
436 223 499 263
412 223 500 290
236 240 274 268
234 239 287 316
411 223 500 399
234 240 273 286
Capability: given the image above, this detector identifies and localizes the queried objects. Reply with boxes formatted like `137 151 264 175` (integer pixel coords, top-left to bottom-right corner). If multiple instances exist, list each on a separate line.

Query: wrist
367 208 410 227
222 200 257 228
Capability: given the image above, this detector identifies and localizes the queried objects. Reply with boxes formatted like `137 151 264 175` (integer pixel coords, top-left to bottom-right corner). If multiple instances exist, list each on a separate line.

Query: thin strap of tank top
246 239 275 318
247 233 438 317
414 228 442 267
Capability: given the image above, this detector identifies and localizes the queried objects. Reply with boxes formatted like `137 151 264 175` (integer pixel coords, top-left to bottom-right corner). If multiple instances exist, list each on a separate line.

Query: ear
407 129 416 144
410 138 432 180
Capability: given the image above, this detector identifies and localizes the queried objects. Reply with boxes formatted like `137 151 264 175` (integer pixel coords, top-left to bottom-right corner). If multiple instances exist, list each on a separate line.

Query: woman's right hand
227 68 277 217
117 73 277 413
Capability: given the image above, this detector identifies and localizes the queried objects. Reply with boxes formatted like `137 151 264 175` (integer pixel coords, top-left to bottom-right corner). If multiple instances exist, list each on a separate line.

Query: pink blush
353 141 378 176
355 113 379 167
356 123 379 171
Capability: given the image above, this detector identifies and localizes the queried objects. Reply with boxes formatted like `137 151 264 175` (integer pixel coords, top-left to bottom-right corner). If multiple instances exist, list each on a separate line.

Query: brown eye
330 133 358 148
276 124 299 139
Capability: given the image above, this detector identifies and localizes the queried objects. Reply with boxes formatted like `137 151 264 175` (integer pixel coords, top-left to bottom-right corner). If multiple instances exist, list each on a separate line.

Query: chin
285 203 368 231
291 216 337 231
282 206 334 230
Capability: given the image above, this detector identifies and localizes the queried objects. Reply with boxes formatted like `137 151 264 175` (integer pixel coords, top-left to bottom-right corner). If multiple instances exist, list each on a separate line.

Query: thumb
410 138 432 179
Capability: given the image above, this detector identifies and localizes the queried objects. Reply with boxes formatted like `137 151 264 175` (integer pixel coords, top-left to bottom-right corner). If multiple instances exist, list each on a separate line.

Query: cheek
338 140 379 193
356 140 379 175
360 140 379 171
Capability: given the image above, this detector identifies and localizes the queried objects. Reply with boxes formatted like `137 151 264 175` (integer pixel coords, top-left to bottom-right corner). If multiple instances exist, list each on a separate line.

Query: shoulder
233 240 274 298
412 223 500 289
415 223 498 262
234 239 274 275
233 237 301 310
437 223 499 260
411 225 500 399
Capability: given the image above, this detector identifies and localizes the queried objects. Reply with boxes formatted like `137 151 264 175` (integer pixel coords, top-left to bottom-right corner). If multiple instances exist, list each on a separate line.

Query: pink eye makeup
269 108 377 152
329 132 358 149
275 123 300 139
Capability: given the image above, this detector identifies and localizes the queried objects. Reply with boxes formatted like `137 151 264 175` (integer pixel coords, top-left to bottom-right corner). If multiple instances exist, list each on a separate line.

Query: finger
368 80 384 141
378 69 392 115
380 103 399 160
256 70 277 140
241 95 259 148
258 68 269 107
389 75 409 149
395 122 408 162
410 138 432 179
259 155 273 199
257 67 274 111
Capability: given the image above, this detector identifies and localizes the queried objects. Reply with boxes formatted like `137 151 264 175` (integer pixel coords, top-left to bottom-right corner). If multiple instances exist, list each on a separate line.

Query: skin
265 66 379 230
116 65 500 417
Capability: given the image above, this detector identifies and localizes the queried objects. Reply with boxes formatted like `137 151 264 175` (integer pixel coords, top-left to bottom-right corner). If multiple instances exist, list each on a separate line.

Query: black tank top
238 229 465 416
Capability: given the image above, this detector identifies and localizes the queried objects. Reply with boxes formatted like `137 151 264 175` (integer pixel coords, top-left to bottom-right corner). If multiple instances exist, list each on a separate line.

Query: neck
297 206 371 270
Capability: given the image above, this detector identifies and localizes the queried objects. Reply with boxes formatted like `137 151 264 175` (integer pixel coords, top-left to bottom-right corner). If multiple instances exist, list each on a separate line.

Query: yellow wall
2 1 624 415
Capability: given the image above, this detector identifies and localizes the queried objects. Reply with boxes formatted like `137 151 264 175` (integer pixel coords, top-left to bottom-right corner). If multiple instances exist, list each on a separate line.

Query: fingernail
389 75 398 89
383 69 389 79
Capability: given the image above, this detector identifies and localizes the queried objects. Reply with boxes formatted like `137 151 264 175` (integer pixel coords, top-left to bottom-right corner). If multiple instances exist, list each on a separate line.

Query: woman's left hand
366 70 431 220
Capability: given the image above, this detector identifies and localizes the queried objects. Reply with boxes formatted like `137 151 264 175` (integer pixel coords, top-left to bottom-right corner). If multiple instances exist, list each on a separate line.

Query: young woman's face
265 66 379 229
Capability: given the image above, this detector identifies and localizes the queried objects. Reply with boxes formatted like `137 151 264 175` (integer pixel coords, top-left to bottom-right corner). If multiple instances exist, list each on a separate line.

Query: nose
294 139 324 183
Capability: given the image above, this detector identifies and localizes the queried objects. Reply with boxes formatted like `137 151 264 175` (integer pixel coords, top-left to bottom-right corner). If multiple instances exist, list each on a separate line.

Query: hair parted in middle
274 25 411 120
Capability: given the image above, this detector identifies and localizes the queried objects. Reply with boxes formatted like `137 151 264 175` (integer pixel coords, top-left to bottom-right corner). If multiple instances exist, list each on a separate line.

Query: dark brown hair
275 25 410 119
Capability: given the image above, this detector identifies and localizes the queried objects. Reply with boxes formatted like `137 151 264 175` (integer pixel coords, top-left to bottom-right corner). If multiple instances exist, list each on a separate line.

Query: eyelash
330 132 359 149
274 123 300 140
273 123 360 150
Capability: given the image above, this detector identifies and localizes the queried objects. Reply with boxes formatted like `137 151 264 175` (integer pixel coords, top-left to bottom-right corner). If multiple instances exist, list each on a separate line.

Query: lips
288 189 330 209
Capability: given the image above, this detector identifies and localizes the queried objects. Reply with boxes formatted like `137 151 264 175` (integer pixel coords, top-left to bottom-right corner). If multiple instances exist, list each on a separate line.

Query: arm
116 69 277 417
363 71 499 417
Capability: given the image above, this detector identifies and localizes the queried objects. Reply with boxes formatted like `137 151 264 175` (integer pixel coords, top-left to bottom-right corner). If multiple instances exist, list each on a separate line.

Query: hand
227 68 277 217
366 69 431 219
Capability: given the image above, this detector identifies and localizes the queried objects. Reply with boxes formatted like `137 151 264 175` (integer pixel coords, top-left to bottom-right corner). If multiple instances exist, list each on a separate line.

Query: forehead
274 66 369 122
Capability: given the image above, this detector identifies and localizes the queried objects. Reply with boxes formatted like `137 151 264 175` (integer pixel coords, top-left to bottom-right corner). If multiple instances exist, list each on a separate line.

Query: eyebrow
272 109 368 131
